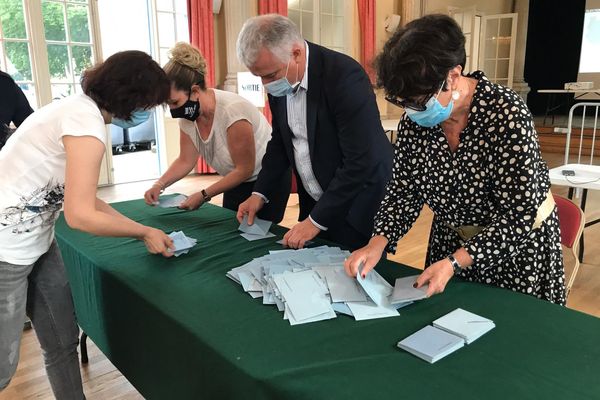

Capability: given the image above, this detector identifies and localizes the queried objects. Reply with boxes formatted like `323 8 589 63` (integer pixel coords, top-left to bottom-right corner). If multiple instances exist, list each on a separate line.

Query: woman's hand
344 236 389 278
144 184 162 205
179 192 205 210
142 227 174 257
415 258 454 297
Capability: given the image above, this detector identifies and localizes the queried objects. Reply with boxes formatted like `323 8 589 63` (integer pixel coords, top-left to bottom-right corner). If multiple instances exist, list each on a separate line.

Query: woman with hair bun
144 42 290 223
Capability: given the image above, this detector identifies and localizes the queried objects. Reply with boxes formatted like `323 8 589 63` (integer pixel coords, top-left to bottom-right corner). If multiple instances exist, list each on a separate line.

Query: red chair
554 194 586 297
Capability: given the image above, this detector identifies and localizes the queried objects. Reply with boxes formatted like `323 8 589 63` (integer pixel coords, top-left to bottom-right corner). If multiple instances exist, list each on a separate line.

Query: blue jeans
0 241 85 399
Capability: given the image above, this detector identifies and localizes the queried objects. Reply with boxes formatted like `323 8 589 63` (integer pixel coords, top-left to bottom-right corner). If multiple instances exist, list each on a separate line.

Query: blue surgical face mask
404 83 453 128
264 58 299 97
112 109 151 129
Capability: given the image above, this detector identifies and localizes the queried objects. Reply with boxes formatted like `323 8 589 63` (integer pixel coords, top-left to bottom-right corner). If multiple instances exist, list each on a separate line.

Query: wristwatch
201 189 211 202
447 254 462 275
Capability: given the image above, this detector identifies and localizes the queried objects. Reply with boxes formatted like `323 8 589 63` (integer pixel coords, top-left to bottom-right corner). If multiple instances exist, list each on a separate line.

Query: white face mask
264 58 299 97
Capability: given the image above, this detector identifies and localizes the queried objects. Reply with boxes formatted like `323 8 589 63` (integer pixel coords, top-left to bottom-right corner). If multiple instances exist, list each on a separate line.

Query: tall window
0 0 37 108
288 0 348 54
0 0 99 107
155 0 189 66
42 0 95 100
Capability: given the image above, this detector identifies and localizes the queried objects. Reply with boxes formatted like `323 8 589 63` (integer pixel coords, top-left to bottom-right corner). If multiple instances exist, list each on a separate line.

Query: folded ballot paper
226 246 415 325
238 215 275 241
390 276 428 304
397 308 495 363
157 194 188 208
168 231 197 257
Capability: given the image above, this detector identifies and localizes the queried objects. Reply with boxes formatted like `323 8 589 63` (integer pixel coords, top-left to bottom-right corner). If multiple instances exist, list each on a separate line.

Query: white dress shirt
286 44 328 231
254 43 327 231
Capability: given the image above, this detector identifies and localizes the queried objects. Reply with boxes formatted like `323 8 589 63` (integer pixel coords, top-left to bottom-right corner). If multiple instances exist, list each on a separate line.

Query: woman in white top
0 51 174 398
144 42 290 222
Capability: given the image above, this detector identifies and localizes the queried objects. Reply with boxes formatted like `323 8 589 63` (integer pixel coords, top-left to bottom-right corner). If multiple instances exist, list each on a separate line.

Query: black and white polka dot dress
374 71 566 305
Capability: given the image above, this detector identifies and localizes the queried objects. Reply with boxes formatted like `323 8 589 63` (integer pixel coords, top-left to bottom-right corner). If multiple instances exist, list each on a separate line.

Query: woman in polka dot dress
344 14 565 305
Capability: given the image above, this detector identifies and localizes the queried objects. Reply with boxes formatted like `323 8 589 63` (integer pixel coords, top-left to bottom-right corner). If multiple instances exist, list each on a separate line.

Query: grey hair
236 14 303 67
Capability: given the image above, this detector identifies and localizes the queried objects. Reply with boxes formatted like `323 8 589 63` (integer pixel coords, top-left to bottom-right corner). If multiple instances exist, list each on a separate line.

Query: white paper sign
237 71 265 107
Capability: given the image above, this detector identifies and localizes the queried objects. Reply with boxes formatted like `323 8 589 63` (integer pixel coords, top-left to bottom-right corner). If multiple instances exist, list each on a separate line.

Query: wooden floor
2 153 599 399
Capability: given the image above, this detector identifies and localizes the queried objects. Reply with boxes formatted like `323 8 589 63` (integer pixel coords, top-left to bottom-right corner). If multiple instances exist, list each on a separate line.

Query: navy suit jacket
254 42 393 241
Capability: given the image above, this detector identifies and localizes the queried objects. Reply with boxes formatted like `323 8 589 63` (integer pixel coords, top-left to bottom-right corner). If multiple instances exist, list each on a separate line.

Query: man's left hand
282 219 320 249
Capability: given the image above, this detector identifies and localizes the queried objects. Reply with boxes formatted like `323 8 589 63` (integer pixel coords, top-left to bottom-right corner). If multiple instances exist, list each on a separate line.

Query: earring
451 90 460 100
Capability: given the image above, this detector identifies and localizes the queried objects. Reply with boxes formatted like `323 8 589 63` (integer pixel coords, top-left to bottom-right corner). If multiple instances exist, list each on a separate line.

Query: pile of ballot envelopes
238 215 276 241
168 231 197 257
226 245 429 325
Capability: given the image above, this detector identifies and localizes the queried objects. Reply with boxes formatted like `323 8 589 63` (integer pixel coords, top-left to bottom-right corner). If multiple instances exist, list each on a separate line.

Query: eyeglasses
385 81 446 112
384 95 431 112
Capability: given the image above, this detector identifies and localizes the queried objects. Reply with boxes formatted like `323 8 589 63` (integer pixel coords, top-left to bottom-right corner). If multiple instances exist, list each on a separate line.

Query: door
479 13 518 88
449 5 477 73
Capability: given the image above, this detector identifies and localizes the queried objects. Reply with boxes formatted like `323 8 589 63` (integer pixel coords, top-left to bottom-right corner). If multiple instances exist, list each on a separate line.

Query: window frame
150 0 189 67
287 0 353 56
0 0 102 108
0 0 40 108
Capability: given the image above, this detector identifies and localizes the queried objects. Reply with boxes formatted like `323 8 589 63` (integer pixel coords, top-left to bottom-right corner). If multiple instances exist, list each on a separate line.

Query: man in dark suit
235 14 392 250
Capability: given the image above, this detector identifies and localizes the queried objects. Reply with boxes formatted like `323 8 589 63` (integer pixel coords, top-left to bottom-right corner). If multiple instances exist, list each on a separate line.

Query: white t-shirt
0 93 106 265
179 89 271 181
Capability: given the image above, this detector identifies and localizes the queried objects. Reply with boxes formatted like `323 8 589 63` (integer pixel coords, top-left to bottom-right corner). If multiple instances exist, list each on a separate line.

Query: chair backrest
564 102 600 165
554 194 585 248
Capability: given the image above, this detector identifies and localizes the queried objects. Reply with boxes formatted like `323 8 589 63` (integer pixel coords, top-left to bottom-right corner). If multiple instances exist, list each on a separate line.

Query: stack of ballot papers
157 194 188 208
168 231 197 257
397 308 495 363
432 308 496 344
226 245 414 325
397 325 465 364
238 215 275 241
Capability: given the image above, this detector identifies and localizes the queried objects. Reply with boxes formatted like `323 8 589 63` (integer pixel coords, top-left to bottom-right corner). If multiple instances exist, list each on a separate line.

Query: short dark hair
374 14 466 100
82 50 170 120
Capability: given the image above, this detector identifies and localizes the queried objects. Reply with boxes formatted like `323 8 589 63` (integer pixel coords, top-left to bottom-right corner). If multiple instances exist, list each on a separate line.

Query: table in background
538 89 600 126
55 198 600 400
549 163 600 259
381 118 400 144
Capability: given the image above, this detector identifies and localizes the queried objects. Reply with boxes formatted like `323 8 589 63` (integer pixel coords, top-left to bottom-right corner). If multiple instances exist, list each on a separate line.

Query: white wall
577 0 600 99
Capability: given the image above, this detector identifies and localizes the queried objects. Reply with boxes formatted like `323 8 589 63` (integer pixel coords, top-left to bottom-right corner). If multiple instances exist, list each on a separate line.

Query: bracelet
153 180 166 189
447 254 462 275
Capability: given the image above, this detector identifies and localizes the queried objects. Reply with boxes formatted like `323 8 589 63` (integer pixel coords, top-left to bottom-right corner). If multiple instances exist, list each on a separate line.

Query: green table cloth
54 198 600 400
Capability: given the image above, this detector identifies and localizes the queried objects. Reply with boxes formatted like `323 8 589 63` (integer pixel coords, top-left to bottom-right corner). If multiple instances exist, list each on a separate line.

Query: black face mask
170 97 200 121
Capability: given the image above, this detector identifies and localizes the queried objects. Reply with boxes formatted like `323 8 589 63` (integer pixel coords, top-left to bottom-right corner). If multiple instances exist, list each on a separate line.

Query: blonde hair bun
169 42 207 76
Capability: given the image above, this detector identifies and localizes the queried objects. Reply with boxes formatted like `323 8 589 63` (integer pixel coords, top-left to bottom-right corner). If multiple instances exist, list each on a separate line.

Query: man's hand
236 194 265 224
282 219 320 249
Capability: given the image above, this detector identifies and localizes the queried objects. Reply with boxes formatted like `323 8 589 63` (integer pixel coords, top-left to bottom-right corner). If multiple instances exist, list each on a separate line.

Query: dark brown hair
374 14 466 100
82 50 170 119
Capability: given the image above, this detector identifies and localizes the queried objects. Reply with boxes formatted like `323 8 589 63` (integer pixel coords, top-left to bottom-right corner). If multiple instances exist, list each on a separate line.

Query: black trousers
222 173 291 224
299 193 370 251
